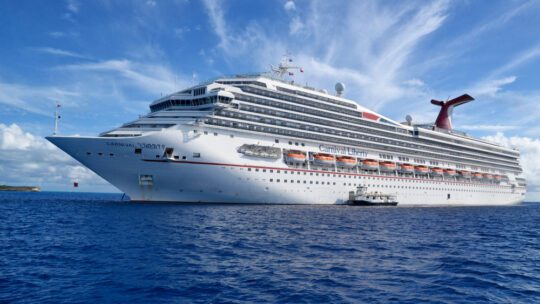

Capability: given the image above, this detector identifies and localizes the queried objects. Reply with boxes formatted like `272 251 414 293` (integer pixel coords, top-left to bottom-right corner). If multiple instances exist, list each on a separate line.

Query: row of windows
150 96 232 112
240 85 362 118
418 129 519 157
233 98 519 166
240 168 505 188
205 117 520 173
211 111 519 172
276 86 357 109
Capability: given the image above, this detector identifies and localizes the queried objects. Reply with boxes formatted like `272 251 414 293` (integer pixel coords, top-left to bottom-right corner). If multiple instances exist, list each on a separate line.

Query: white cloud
284 0 296 12
0 82 79 116
49 31 65 38
33 47 89 59
482 132 540 201
57 59 183 94
66 0 79 13
403 79 425 87
0 124 114 191
469 76 517 97
289 16 304 35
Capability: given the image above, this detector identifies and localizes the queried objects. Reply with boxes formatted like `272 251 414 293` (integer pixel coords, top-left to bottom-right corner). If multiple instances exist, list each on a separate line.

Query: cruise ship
47 60 526 205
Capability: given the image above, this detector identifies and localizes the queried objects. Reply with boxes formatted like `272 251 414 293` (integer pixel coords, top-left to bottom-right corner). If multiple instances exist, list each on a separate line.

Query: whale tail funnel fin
431 94 474 130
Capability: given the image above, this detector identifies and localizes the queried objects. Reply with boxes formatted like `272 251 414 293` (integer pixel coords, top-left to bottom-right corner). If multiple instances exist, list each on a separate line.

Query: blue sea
0 192 539 303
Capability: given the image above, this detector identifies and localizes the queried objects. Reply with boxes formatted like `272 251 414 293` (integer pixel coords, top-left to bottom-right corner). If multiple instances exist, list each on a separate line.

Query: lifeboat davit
313 153 335 166
473 172 483 179
399 163 414 174
444 169 457 176
286 151 306 163
361 159 379 171
458 170 471 178
336 156 357 168
415 165 429 175
380 161 397 172
431 167 444 176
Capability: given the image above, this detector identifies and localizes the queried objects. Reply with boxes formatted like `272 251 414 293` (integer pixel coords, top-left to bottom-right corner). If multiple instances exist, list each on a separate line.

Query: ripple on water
0 192 539 303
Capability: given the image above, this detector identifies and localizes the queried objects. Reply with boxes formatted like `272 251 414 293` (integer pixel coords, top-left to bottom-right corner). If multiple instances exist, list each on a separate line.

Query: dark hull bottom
347 200 398 206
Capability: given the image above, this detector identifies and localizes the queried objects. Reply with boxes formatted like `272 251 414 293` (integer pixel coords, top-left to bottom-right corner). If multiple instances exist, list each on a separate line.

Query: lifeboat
285 151 306 163
494 175 502 181
444 169 457 177
415 165 429 175
473 172 483 179
399 163 414 174
484 174 493 180
312 153 335 166
458 170 471 178
431 167 444 176
380 161 397 172
336 156 357 168
361 159 379 171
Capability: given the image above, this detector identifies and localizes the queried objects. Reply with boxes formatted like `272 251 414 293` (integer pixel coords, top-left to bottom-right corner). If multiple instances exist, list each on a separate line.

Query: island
0 185 40 192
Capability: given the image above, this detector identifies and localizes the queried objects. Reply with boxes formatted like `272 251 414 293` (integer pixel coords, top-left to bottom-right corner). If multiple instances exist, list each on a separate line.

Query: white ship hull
47 127 526 205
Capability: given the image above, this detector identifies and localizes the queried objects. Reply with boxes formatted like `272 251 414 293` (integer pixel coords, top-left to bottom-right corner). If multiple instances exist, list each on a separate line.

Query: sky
1 0 540 199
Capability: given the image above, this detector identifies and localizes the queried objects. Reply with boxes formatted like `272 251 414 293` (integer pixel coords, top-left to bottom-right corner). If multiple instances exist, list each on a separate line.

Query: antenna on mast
270 53 304 79
53 102 61 135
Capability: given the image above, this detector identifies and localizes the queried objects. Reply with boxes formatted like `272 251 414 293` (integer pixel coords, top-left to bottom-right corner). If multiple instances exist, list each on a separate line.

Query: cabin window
193 153 200 158
135 148 142 154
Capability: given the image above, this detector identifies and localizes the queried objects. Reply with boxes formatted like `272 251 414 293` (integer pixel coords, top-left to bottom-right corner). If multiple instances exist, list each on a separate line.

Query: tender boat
494 175 502 182
431 167 444 176
312 153 335 166
399 163 415 174
444 169 457 177
361 159 379 171
473 172 483 179
336 156 357 168
458 170 471 178
380 161 397 172
286 150 307 163
347 186 398 206
484 173 493 180
415 165 429 175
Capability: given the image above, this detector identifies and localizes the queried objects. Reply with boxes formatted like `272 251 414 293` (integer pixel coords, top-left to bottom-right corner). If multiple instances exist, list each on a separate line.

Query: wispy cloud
469 76 517 97
66 0 79 13
56 59 183 94
33 47 90 59
0 82 79 116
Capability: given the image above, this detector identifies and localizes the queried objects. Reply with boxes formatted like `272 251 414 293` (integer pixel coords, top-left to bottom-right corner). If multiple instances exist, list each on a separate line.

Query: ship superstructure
47 68 526 205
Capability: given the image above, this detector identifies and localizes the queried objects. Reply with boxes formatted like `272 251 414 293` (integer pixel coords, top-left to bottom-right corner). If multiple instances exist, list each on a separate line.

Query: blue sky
1 0 540 198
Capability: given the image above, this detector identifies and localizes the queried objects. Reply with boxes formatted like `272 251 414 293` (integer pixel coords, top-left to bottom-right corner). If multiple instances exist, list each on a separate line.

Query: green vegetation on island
0 185 40 192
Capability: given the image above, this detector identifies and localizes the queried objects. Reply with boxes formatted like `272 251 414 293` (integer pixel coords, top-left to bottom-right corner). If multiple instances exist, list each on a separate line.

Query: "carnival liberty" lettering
319 144 367 157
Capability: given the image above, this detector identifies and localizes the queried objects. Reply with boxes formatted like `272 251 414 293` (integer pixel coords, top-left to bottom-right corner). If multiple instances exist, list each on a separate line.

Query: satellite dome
335 82 345 96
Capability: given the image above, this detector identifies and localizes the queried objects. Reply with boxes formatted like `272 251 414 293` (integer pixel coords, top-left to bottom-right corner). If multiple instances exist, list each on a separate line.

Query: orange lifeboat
380 161 397 172
361 159 379 171
286 151 306 163
494 175 502 181
336 156 357 168
415 165 429 175
399 163 414 174
473 172 483 179
444 169 457 176
431 167 444 176
313 153 335 166
458 170 471 178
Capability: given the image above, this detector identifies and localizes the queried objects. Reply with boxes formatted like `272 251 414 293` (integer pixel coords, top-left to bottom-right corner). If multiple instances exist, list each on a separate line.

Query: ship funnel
431 94 474 130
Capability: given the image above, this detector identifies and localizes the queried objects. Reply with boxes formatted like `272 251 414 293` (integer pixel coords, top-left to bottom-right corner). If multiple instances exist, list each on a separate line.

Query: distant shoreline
0 185 40 192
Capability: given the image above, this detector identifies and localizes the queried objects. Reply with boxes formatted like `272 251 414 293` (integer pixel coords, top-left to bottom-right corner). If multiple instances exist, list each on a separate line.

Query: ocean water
0 192 539 303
